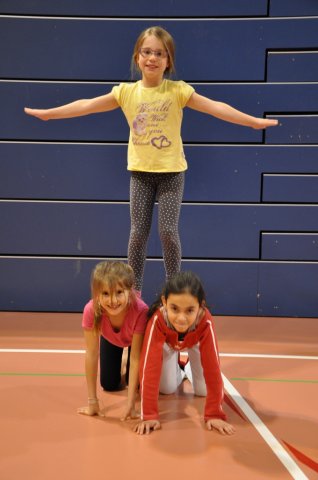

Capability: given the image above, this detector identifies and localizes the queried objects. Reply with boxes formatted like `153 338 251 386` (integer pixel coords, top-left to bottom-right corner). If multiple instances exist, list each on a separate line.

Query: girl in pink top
78 261 148 420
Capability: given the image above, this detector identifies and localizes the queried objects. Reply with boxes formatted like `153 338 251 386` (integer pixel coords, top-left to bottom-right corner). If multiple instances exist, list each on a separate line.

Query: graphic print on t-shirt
132 99 172 148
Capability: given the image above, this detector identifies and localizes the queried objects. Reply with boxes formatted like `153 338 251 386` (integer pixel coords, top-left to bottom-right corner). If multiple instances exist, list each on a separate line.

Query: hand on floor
121 405 140 421
133 420 161 435
77 402 104 417
206 418 235 435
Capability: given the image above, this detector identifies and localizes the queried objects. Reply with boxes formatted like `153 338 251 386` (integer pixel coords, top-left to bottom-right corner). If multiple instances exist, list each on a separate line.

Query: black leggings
128 171 185 291
99 336 130 391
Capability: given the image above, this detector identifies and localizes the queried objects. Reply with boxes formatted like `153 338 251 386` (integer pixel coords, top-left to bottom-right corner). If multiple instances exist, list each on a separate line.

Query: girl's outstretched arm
186 92 278 129
24 92 119 121
77 329 104 417
121 333 144 421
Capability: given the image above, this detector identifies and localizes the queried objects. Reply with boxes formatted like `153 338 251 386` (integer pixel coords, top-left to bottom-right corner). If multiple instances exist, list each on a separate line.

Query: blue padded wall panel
185 145 318 202
267 51 318 82
0 143 130 200
0 257 259 315
3 257 317 317
261 233 318 261
180 204 318 258
0 202 132 256
184 81 318 142
263 174 318 203
2 202 318 258
160 18 318 81
1 9 318 316
265 115 318 145
269 0 318 17
257 262 318 317
0 257 93 312
4 82 318 143
171 145 318 202
1 82 128 142
2 18 318 81
2 144 318 202
3 256 317 317
0 1 269 16
181 261 259 315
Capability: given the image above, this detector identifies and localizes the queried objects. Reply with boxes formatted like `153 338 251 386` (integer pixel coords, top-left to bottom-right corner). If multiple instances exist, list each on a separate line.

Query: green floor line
1 372 317 383
0 372 85 377
230 377 318 384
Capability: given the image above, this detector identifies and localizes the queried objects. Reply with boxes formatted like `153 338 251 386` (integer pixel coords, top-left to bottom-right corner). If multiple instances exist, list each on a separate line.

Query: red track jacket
139 308 226 421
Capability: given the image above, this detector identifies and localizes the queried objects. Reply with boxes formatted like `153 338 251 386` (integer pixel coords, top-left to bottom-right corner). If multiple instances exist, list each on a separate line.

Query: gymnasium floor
0 312 317 480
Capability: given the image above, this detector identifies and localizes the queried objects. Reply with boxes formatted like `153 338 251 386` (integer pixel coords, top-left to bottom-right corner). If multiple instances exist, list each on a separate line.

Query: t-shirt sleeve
111 83 126 107
177 80 195 108
82 301 94 330
133 301 148 335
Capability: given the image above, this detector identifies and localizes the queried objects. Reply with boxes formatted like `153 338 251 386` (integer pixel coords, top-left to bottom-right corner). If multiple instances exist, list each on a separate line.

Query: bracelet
88 397 99 404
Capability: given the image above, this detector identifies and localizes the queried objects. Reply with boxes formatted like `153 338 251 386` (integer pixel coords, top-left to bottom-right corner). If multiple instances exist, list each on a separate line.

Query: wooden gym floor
0 312 317 480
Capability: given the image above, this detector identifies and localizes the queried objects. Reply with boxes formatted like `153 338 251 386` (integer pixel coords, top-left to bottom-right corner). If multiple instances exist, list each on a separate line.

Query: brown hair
91 261 135 330
131 26 176 78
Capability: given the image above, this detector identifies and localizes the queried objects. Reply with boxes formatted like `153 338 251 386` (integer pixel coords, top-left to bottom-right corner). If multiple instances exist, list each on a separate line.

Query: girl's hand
133 420 161 435
121 405 140 422
24 107 51 121
77 402 104 417
206 419 235 435
252 118 279 129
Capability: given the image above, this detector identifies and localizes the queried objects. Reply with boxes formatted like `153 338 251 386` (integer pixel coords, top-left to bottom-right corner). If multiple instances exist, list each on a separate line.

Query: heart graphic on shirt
151 135 171 149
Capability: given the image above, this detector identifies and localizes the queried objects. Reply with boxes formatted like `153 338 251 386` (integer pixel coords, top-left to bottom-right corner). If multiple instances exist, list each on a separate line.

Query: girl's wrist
126 397 135 408
88 397 99 404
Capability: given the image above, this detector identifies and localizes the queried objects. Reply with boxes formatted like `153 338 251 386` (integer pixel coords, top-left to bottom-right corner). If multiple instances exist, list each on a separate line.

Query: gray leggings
128 171 185 291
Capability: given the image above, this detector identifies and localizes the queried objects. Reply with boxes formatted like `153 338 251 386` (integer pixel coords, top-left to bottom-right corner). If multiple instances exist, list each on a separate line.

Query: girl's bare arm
77 329 102 416
24 92 119 121
186 92 278 130
121 333 144 421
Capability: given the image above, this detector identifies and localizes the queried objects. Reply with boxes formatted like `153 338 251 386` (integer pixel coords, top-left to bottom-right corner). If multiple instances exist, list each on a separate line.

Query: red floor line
282 441 318 474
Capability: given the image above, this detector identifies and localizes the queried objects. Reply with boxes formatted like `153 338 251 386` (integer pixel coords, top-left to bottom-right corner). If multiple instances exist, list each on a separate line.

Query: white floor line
0 348 85 354
220 353 318 360
0 349 318 360
222 374 308 480
0 348 311 477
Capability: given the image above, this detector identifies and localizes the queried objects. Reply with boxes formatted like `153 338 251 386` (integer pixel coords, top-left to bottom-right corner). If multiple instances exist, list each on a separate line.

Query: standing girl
78 261 148 420
24 26 278 292
134 271 234 435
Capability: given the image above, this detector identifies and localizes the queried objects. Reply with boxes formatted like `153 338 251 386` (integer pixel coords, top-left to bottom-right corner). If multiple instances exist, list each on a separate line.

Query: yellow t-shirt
112 79 194 173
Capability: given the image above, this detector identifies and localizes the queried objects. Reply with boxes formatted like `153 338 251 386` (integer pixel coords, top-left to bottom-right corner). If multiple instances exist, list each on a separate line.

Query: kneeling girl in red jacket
134 271 235 435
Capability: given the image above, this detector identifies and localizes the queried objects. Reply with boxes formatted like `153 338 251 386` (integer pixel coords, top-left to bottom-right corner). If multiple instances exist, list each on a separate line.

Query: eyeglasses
139 48 168 59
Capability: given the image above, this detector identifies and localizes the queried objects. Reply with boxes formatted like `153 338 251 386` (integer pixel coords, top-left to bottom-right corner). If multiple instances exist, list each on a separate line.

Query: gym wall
1 0 318 316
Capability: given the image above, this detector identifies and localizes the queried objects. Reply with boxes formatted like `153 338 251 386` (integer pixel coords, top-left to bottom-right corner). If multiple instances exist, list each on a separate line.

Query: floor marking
0 372 85 377
0 348 85 354
0 349 317 360
230 377 318 384
220 353 318 360
0 347 314 477
222 374 309 480
1 371 316 383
